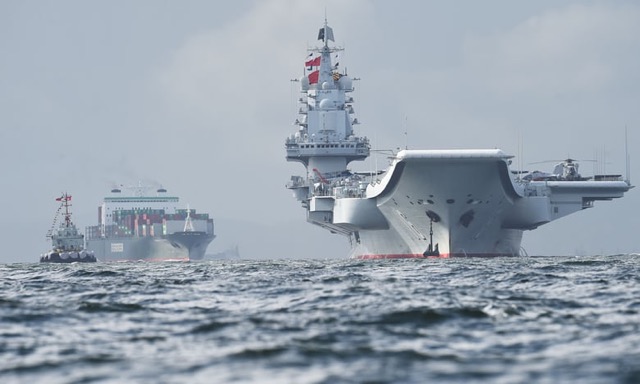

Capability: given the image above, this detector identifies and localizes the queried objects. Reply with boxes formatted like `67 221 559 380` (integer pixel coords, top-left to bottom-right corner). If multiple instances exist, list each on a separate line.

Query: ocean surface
1 255 639 384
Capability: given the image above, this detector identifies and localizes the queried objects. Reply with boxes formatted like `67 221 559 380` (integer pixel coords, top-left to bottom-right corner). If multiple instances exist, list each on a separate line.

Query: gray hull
87 232 215 262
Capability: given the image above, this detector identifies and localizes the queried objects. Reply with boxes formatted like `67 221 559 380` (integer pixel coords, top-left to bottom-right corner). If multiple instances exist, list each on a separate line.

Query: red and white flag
305 56 321 68
308 70 319 84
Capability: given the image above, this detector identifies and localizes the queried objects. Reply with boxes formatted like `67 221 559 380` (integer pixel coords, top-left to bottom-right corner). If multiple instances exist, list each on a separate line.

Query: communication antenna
596 149 604 175
374 129 379 184
403 115 408 150
625 125 631 184
517 130 524 181
521 132 524 181
516 130 519 180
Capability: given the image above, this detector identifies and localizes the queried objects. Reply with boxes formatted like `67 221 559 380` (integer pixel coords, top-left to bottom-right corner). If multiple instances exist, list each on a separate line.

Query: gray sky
1 0 639 264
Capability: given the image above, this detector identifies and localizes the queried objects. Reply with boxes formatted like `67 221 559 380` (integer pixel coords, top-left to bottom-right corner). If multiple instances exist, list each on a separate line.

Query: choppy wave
1 255 639 383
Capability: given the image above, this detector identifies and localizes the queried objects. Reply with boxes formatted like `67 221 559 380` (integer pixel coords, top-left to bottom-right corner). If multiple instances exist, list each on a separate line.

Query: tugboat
40 193 96 263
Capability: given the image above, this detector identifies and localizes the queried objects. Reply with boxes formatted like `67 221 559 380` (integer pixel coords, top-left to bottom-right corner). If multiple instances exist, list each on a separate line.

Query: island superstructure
85 184 215 261
285 21 633 258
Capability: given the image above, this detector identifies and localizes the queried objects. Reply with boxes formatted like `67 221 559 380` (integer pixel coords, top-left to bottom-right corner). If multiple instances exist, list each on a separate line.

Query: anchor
423 218 440 257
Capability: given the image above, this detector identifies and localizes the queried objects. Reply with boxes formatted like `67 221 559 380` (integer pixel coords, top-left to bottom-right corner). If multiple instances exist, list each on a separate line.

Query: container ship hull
87 232 214 262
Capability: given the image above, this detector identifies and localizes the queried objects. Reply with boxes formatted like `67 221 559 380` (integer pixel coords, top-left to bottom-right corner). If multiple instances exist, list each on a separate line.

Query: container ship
285 20 632 259
85 184 215 261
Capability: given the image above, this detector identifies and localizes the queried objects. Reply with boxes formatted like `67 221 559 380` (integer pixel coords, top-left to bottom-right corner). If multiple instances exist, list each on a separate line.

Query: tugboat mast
61 193 72 227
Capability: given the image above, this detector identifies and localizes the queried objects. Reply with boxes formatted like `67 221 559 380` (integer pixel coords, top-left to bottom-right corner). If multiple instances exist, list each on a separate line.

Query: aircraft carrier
285 20 632 258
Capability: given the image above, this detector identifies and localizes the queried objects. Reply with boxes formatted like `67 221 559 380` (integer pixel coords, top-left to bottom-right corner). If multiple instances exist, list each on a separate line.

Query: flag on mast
308 70 319 84
305 56 321 67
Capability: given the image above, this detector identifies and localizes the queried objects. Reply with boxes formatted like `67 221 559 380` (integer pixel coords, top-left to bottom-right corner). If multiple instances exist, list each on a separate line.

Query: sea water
1 255 639 383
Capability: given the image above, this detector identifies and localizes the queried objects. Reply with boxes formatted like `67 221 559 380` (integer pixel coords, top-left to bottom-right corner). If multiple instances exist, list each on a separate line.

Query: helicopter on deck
522 158 593 182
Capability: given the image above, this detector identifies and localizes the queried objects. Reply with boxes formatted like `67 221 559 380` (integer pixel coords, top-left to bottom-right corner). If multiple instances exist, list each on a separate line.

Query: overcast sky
1 0 639 263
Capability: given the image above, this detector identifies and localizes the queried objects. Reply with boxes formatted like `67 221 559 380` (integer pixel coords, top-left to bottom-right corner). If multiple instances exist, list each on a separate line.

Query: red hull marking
356 253 450 259
109 257 190 263
356 253 515 259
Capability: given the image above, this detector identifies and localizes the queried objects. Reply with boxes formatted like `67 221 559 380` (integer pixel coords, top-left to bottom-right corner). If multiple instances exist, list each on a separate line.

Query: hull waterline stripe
355 253 516 259
104 257 191 263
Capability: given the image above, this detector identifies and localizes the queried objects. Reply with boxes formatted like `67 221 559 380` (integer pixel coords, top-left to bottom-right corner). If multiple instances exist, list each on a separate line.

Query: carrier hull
304 150 631 259
352 150 523 258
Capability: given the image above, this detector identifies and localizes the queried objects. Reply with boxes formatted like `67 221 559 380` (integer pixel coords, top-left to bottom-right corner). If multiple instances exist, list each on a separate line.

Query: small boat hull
40 250 97 263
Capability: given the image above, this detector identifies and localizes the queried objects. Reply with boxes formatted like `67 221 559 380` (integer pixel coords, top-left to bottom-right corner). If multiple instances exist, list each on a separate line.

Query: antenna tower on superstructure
625 125 631 185
184 204 194 232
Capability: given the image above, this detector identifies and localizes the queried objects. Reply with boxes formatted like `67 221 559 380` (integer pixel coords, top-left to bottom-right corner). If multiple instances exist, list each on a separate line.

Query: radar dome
339 76 353 91
319 98 331 109
321 81 334 90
